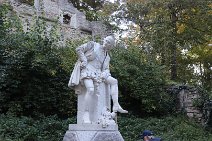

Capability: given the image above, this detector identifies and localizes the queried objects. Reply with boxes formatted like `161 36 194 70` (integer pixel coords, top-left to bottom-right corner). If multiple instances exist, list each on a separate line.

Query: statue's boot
113 104 128 113
112 94 128 113
83 111 91 123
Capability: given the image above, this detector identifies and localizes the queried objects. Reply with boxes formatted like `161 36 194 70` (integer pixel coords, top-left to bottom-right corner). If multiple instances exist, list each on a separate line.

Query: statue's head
103 35 116 51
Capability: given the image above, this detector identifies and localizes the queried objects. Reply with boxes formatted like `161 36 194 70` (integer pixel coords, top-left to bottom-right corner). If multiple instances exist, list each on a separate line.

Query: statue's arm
75 41 94 67
102 68 111 79
102 57 111 79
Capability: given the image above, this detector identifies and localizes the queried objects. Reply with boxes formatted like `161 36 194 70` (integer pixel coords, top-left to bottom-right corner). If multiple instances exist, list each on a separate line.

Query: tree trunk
161 52 165 65
203 62 212 91
170 7 178 80
170 44 177 80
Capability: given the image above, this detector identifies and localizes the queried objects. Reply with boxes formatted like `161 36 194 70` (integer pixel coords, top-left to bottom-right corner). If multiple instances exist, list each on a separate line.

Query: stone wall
177 86 203 122
0 0 6 5
5 0 112 42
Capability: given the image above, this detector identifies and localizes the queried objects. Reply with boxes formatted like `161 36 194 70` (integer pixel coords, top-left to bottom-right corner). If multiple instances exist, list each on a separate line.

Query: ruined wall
0 0 6 5
178 86 203 122
6 0 111 42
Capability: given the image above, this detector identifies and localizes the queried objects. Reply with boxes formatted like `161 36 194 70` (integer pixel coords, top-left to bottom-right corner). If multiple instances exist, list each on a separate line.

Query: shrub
0 34 78 117
118 114 212 141
0 114 76 141
110 46 176 116
0 7 78 118
1 114 212 141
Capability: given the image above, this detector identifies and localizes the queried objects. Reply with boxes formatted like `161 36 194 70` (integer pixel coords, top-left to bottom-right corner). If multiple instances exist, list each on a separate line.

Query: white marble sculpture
64 36 127 141
68 35 127 124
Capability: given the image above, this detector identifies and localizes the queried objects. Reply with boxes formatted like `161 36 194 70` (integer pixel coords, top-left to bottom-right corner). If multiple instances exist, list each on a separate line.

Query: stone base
63 124 124 141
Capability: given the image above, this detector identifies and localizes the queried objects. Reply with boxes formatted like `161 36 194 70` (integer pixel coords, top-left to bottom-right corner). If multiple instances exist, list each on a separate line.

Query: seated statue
68 35 127 124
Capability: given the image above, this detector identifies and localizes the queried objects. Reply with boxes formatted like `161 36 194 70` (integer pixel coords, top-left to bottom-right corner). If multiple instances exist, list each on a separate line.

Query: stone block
94 131 124 141
185 108 201 113
63 132 78 141
194 113 203 118
63 130 124 141
187 112 194 118
63 124 124 141
68 124 118 131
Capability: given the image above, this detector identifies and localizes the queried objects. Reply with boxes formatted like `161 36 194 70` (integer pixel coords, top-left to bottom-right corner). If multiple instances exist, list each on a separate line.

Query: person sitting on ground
141 130 162 141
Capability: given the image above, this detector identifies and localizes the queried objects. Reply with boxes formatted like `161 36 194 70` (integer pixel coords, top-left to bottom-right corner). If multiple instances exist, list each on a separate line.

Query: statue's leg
83 79 94 123
105 76 128 113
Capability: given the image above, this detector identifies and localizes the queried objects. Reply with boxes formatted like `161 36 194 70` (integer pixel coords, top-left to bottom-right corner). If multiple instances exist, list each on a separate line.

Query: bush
110 46 176 116
1 114 212 141
0 7 78 118
0 114 76 141
0 34 77 117
118 114 212 141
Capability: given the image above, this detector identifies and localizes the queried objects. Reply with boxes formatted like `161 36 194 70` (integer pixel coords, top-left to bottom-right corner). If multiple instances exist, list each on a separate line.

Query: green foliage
118 115 212 141
178 44 212 91
192 86 210 109
68 0 104 21
111 46 176 116
0 6 78 118
1 114 212 141
0 114 76 141
0 4 176 118
116 0 211 83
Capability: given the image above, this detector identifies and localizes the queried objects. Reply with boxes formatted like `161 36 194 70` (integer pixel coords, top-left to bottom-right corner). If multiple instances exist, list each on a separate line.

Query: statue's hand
101 72 107 79
101 71 110 80
81 61 87 68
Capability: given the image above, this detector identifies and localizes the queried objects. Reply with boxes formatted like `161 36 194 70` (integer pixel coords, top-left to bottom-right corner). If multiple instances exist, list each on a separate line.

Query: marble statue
68 35 127 124
63 36 127 141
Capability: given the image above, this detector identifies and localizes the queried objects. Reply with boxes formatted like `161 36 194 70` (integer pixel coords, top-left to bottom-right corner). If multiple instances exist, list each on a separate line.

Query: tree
178 43 212 90
68 0 104 21
118 0 211 82
69 0 104 10
110 46 175 116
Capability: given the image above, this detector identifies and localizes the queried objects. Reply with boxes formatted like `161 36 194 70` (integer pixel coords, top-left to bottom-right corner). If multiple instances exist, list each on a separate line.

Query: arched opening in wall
81 28 92 35
19 0 34 6
63 14 71 25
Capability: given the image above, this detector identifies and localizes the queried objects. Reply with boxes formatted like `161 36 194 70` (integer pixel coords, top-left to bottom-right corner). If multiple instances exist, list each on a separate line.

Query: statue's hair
105 35 116 46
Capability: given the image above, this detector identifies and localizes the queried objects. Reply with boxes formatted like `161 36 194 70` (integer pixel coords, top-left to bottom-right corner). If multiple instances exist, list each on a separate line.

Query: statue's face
103 36 115 51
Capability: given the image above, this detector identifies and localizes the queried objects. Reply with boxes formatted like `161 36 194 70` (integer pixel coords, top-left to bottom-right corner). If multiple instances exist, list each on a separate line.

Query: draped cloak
68 41 111 94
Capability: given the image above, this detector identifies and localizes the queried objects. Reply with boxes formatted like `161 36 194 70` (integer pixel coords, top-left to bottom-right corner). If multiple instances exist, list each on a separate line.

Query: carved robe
68 41 113 123
68 41 111 94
